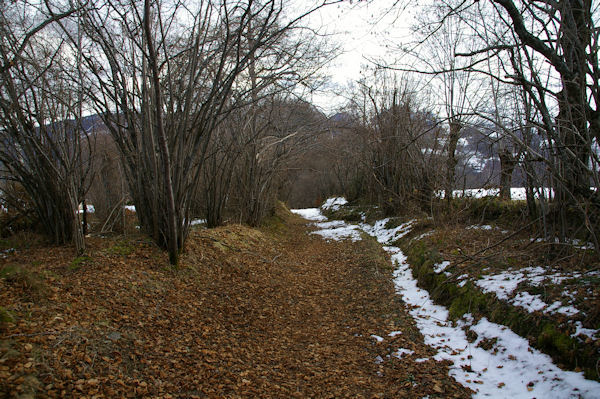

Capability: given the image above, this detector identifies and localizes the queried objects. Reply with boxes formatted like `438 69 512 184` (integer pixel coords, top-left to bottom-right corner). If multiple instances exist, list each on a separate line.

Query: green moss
0 306 15 325
261 213 286 235
448 196 527 227
0 264 19 279
262 201 295 236
538 324 576 357
69 255 92 271
448 286 489 320
107 242 135 256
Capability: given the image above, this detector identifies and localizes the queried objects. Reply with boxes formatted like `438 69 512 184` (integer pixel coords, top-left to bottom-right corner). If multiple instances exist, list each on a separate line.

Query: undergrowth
433 196 528 229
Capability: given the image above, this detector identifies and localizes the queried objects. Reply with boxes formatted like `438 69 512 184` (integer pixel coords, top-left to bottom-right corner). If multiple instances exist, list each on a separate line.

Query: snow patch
321 197 348 211
391 251 599 398
466 224 493 230
393 348 414 358
433 261 451 274
371 334 384 343
512 292 547 312
312 222 362 242
571 321 599 340
291 208 327 221
359 218 415 245
476 272 524 300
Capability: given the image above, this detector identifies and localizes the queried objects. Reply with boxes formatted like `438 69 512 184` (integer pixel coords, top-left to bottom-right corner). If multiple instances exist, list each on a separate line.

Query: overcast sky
304 1 416 114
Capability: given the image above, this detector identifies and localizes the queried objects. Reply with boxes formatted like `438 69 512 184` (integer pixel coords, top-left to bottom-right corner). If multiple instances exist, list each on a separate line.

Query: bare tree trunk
498 148 517 200
445 119 461 204
143 0 179 265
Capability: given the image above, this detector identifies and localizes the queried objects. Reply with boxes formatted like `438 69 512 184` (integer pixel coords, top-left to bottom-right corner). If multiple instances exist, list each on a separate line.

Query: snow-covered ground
321 197 348 211
474 266 599 320
291 203 600 398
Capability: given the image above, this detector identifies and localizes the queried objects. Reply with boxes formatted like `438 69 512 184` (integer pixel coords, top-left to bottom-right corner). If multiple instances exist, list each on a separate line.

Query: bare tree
379 0 600 249
345 75 444 214
0 1 91 253
76 0 333 263
454 0 600 248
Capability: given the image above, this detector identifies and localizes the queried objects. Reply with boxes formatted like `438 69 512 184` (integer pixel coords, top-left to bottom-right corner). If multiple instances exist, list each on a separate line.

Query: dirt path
1 213 471 398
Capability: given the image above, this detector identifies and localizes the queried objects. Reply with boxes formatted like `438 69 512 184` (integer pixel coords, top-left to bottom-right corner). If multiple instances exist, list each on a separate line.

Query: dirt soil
0 212 471 398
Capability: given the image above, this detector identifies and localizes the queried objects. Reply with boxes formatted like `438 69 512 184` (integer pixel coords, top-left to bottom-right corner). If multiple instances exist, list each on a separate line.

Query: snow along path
291 207 600 399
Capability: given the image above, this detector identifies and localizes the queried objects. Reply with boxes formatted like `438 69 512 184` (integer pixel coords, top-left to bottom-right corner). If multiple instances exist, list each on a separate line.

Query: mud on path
0 212 471 398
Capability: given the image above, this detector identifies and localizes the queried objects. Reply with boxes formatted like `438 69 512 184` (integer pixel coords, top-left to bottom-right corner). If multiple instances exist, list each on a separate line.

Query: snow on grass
475 267 588 315
393 348 414 358
512 292 548 312
433 261 451 274
413 231 434 241
572 321 599 340
290 208 327 221
475 266 546 299
359 218 415 245
475 271 526 300
312 221 362 242
321 197 348 211
466 224 493 230
293 207 600 398
553 306 580 317
390 246 598 398
371 334 384 343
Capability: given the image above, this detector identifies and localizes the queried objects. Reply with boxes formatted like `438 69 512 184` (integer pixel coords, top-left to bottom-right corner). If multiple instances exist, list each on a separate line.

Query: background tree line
289 0 600 256
0 0 333 264
1 0 598 260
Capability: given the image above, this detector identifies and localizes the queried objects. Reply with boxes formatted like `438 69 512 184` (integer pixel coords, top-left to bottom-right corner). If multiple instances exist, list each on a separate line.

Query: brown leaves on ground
0 216 471 398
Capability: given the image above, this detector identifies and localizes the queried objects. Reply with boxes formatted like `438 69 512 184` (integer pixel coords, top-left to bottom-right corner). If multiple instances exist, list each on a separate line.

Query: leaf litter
1 214 469 397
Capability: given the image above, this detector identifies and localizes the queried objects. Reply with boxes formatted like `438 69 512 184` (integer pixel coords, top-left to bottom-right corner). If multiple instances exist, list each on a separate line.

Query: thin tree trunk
144 0 179 265
499 148 517 200
445 119 461 205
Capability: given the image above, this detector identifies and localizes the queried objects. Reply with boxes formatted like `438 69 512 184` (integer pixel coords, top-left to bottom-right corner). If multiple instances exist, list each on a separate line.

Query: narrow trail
1 213 472 398
194 215 472 398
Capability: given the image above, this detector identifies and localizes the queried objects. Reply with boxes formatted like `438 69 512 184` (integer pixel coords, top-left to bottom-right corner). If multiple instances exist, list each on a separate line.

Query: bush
0 182 39 236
